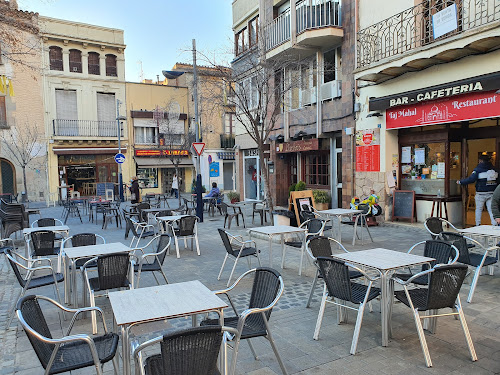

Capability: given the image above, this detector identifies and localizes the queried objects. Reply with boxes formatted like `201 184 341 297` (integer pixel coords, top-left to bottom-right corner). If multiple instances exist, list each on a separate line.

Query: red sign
386 90 500 129
362 133 373 145
192 142 205 156
356 145 380 172
135 149 189 157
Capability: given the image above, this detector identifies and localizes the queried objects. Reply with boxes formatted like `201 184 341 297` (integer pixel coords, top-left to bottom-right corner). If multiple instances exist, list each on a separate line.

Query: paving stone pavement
0 198 499 374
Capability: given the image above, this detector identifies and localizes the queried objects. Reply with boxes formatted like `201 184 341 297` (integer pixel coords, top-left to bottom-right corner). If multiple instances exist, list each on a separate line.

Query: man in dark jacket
457 154 498 226
129 176 140 204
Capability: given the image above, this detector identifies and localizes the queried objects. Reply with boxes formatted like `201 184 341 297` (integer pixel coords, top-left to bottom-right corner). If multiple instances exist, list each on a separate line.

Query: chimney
9 0 18 9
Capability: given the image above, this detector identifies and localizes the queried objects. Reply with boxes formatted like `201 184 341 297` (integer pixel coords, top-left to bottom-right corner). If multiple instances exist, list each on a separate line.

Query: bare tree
1 120 44 200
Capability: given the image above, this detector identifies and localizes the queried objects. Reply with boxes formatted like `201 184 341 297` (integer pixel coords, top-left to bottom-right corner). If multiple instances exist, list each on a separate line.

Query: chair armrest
406 240 427 254
81 256 98 270
393 268 434 285
345 262 382 282
66 306 107 335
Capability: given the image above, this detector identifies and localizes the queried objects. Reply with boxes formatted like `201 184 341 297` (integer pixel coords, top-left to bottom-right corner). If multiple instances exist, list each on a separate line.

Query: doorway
0 159 16 194
223 162 234 191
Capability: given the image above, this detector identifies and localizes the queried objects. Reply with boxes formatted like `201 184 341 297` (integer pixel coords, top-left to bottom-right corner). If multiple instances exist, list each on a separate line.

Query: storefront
369 72 500 225
242 149 264 201
133 148 193 195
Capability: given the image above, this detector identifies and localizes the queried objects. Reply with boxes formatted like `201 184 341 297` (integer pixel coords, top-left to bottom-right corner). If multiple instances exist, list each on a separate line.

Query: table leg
268 235 273 268
280 234 285 269
298 233 305 276
380 271 392 347
122 325 130 375
64 255 70 305
337 215 342 244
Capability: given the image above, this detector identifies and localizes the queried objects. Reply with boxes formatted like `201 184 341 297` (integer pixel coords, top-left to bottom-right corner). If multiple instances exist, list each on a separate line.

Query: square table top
23 225 70 235
109 280 227 326
249 225 307 235
64 242 131 260
318 208 363 216
332 248 435 271
141 208 166 213
460 225 500 237
156 215 189 222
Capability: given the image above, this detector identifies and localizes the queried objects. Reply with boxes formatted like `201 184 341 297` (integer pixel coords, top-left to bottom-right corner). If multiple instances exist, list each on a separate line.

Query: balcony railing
265 0 341 51
53 119 117 137
357 0 500 68
220 134 236 149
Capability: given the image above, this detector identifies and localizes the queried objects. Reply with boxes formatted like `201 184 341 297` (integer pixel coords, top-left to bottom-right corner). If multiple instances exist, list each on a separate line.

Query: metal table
332 248 434 347
317 208 364 244
109 280 227 375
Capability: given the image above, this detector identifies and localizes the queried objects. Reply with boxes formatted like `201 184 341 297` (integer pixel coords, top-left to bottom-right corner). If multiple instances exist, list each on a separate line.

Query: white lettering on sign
410 82 483 105
452 95 497 109
387 108 417 120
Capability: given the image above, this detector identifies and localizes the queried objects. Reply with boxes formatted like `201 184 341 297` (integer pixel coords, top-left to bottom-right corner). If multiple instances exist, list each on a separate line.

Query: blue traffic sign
114 153 126 164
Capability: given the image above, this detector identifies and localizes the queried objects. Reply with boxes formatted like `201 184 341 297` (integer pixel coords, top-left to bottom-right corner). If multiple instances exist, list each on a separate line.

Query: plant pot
316 202 329 211
231 198 239 204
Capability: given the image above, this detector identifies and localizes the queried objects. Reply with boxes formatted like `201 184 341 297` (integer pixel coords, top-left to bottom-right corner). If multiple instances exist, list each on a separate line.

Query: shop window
400 143 448 195
304 152 329 186
105 54 117 77
49 46 63 71
69 49 82 73
137 168 158 188
235 28 247 56
88 52 100 75
249 16 259 48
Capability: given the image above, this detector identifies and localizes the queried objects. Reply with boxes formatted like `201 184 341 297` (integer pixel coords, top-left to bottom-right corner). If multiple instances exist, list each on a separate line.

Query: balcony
265 0 343 58
356 0 500 82
53 119 118 137
220 134 236 149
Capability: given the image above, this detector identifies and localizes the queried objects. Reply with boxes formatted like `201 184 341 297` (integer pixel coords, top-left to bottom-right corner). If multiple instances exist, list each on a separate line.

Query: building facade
232 0 356 208
40 16 127 200
0 0 46 202
354 0 500 225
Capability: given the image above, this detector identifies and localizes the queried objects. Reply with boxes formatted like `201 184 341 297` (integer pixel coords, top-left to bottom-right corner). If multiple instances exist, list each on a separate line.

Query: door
223 162 234 191
331 137 342 208
0 159 15 194
97 164 118 183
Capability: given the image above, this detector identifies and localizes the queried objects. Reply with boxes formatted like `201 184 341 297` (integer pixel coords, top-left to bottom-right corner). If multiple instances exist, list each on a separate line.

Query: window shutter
97 93 116 122
55 89 77 120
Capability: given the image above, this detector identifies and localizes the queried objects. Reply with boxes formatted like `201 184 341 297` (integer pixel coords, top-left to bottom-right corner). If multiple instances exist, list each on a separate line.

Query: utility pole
193 39 203 222
116 99 124 202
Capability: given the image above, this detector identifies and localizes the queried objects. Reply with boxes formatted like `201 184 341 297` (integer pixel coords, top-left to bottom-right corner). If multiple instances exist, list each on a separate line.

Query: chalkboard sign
392 190 416 223
96 183 115 197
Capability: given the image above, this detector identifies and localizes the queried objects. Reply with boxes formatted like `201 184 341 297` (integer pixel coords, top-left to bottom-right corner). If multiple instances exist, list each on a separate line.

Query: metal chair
440 231 498 302
82 253 132 334
102 203 122 229
126 217 156 248
31 218 64 228
352 203 373 245
313 257 381 355
393 240 459 285
393 264 477 367
305 236 363 308
424 217 460 240
217 228 261 287
132 234 171 288
62 199 83 224
30 230 64 272
133 325 239 375
201 268 288 375
3 247 64 329
252 201 269 225
220 202 245 229
16 295 119 375
168 215 200 258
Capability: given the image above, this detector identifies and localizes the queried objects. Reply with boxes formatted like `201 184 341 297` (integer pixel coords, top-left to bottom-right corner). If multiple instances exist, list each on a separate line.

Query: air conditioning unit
320 80 342 101
72 66 79 72
302 87 317 106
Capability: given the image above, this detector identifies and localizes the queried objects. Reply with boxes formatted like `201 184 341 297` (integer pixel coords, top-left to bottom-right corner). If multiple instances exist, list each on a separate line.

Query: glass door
331 136 342 208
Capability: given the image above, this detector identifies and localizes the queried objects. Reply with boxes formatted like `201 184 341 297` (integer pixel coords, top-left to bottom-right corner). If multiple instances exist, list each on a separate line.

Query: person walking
171 173 179 199
491 184 500 225
457 154 498 226
129 176 140 204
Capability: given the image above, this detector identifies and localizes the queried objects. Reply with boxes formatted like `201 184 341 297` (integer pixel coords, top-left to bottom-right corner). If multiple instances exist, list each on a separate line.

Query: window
289 154 298 185
105 54 117 77
324 48 338 83
235 28 247 56
304 152 329 186
96 92 116 136
249 16 259 47
88 52 100 75
69 49 82 73
134 119 158 144
55 89 77 120
49 46 63 71
137 168 158 188
0 96 7 128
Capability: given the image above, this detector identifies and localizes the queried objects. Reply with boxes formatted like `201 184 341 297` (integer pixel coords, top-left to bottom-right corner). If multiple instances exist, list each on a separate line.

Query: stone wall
355 171 387 220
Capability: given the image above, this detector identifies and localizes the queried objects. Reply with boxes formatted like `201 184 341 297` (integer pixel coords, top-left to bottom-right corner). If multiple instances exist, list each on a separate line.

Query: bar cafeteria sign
135 149 189 157
386 90 500 129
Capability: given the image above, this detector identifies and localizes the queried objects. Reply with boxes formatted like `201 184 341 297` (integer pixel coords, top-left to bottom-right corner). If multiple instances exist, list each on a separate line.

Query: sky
19 0 234 82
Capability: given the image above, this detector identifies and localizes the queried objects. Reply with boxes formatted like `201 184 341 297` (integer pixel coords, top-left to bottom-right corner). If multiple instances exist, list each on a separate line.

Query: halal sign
363 133 373 145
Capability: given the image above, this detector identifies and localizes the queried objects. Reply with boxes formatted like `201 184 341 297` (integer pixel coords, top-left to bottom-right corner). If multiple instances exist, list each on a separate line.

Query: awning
53 147 126 155
134 157 193 168
217 152 235 160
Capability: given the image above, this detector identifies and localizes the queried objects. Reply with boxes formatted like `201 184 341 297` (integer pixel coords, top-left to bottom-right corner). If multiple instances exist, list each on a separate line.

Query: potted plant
227 191 240 204
313 190 331 210
295 181 306 191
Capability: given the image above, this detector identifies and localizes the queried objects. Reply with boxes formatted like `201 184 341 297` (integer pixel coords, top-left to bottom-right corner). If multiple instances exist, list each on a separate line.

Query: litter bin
272 209 295 226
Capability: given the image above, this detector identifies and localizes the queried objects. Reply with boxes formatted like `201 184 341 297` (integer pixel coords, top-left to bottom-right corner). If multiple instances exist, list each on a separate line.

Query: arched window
105 54 117 77
88 52 100 75
69 49 82 73
49 46 63 71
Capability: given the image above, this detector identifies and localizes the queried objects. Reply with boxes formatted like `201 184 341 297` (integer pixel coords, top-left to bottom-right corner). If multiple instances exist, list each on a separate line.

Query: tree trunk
258 147 274 212
22 166 28 202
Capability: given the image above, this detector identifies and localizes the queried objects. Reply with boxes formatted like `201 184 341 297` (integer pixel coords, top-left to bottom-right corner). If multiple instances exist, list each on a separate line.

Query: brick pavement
0 199 498 374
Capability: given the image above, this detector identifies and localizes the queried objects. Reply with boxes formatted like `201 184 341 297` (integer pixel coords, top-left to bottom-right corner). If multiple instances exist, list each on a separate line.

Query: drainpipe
291 0 297 46
316 49 323 137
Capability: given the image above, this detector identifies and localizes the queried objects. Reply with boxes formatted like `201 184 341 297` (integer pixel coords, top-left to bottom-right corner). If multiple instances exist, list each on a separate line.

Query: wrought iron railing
357 0 500 68
265 0 341 51
53 119 117 137
220 134 236 149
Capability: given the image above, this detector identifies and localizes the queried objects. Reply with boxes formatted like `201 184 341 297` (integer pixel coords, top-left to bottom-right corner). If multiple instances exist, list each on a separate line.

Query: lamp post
116 99 126 202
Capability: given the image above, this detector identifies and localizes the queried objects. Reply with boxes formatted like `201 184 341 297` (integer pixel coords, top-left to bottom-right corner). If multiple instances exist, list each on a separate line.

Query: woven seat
313 257 380 355
393 240 458 286
393 264 476 367
217 228 261 286
16 295 119 375
135 326 237 375
201 268 288 375
305 236 363 308
440 231 499 302
25 273 65 288
132 234 171 287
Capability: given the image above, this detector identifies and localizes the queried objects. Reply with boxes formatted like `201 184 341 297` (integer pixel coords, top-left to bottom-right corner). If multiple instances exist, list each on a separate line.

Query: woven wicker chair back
30 230 56 256
36 218 56 227
4 248 27 287
425 264 468 310
97 253 129 290
71 233 97 247
357 203 371 215
218 229 235 256
247 268 281 331
306 219 324 234
18 295 54 368
422 240 454 270
125 217 140 238
178 216 196 236
425 217 444 239
156 234 171 264
316 257 352 302
440 232 470 264
301 210 316 221
308 236 334 258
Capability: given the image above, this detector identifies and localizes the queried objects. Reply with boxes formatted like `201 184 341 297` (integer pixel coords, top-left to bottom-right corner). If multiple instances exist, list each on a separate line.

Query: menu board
356 129 381 172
